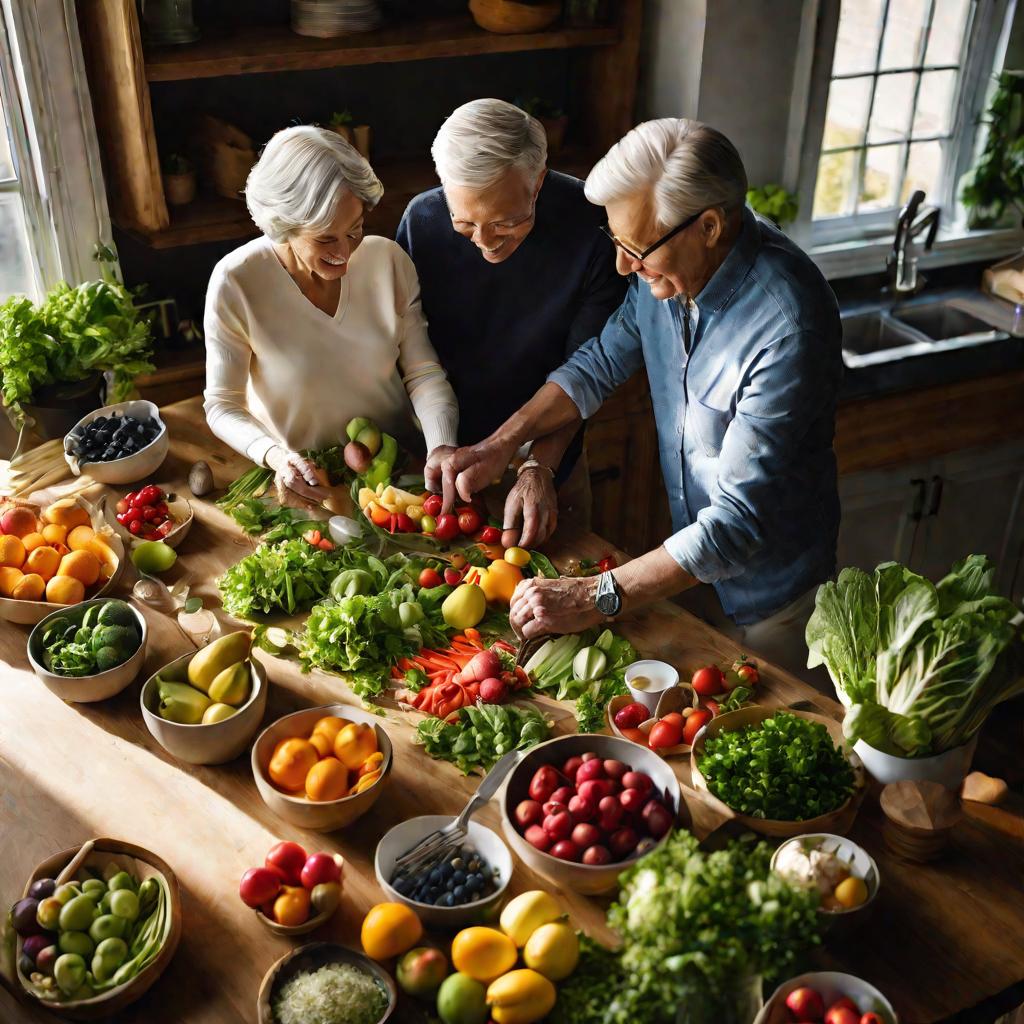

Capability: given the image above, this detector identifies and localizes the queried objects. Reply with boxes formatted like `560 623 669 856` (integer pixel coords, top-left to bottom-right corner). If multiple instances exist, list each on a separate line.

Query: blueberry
429 868 443 885
434 894 447 906
452 870 466 885
440 863 454 880
453 885 466 900
465 876 480 893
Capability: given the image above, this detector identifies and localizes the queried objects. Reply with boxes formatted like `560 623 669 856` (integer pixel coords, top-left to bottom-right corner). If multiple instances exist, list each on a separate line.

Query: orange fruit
41 523 68 545
0 535 26 569
309 731 334 758
360 903 423 961
272 886 311 927
305 756 349 801
43 499 89 529
0 506 38 538
268 737 319 792
310 715 346 745
0 566 24 597
49 542 70 558
25 546 61 582
12 573 45 601
451 927 518 984
334 722 378 770
66 525 96 551
57 550 100 586
46 575 85 605
21 532 46 552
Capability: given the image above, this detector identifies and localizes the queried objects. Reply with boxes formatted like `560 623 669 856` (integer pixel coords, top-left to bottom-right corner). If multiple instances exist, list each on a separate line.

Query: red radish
528 765 560 803
542 800 566 817
608 827 639 858
443 567 464 586
785 988 825 1023
515 800 544 828
619 787 645 813
524 825 551 852
577 779 612 805
641 799 674 839
598 795 623 831
300 853 341 889
581 751 600 762
561 755 584 781
582 844 612 865
456 650 501 684
824 1009 859 1024
621 771 652 795
568 794 596 821
266 841 307 886
543 809 573 841
550 785 575 807
829 999 858 1013
576 758 606 783
550 839 580 861
603 759 628 780
571 823 601 849
479 677 508 703
239 867 283 908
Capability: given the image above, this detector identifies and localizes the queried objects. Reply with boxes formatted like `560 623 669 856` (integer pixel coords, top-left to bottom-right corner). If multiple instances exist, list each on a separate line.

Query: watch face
596 591 620 616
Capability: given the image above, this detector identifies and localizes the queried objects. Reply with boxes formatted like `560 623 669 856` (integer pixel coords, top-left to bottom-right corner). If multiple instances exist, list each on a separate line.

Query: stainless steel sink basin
841 298 1011 369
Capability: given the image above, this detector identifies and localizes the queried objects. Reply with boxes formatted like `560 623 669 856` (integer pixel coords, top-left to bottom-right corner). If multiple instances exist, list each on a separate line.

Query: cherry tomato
692 665 726 696
419 567 443 588
480 526 501 544
142 506 160 522
138 484 162 505
649 718 683 749
433 514 460 542
422 494 443 518
128 519 143 535
736 663 760 686
457 508 482 535
597 555 618 572
660 712 684 730
682 709 712 745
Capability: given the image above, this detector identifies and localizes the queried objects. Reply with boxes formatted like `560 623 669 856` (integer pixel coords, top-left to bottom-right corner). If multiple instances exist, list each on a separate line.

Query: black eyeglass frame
600 207 707 262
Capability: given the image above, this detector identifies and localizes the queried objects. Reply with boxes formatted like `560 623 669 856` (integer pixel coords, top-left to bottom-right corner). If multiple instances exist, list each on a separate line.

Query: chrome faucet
887 189 940 294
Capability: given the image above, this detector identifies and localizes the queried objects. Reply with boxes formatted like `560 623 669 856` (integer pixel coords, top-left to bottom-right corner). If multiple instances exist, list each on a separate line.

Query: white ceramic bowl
375 815 513 930
105 491 193 549
853 737 976 789
759 971 898 1024
770 832 880 925
64 400 169 484
251 703 392 832
140 647 268 765
27 598 148 702
625 659 679 714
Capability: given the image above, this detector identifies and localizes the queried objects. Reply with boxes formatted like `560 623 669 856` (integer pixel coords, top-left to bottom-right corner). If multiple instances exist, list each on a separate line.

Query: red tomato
736 663 759 685
433 514 460 542
422 494 443 518
691 665 726 695
418 567 443 588
457 508 482 535
682 709 712 746
660 712 684 730
649 719 683 749
238 867 282 909
480 525 501 544
265 841 308 886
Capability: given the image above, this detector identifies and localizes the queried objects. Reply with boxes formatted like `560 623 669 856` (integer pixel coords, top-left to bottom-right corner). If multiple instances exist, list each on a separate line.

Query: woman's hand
510 575 604 639
424 445 457 495
502 466 558 549
436 437 519 513
266 446 330 504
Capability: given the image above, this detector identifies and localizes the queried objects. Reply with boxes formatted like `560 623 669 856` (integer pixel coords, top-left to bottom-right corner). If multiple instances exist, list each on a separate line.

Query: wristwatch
595 571 622 618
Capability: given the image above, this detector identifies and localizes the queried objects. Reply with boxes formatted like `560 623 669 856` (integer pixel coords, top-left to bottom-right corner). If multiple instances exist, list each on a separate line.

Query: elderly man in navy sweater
396 98 626 547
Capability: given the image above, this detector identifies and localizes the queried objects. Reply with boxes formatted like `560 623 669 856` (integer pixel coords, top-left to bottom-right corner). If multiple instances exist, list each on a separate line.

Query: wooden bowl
251 704 392 832
255 902 337 939
469 0 560 34
501 733 681 895
690 705 864 838
64 400 169 485
606 684 700 758
140 647 269 765
16 838 181 1020
257 942 396 1024
0 497 125 625
27 598 148 702
105 492 193 549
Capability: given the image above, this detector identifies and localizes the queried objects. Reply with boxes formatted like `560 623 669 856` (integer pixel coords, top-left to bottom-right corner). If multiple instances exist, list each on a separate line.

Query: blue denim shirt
548 209 842 625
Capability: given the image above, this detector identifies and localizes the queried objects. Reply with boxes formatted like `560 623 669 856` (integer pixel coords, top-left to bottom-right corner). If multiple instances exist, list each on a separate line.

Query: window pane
901 139 943 203
868 72 917 142
823 76 872 149
913 69 958 136
814 150 858 218
925 0 970 65
879 0 929 69
0 86 14 182
0 194 35 300
859 144 903 211
833 0 885 76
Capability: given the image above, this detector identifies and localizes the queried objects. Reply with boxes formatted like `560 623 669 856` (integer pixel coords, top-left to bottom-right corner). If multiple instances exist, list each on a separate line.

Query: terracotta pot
163 170 196 206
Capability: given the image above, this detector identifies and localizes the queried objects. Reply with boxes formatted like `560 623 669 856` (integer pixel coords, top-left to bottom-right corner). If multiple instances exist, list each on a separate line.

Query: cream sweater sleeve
393 247 460 453
203 266 281 467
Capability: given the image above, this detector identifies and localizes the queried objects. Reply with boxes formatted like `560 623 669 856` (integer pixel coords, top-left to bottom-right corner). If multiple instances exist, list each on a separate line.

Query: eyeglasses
600 207 707 262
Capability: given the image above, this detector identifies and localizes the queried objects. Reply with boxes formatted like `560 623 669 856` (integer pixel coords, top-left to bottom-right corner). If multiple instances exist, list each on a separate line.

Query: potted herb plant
747 184 799 230
806 555 1024 789
162 153 196 206
517 96 568 154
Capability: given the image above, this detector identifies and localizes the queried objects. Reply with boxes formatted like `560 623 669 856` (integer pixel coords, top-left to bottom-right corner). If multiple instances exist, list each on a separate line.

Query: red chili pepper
597 555 617 572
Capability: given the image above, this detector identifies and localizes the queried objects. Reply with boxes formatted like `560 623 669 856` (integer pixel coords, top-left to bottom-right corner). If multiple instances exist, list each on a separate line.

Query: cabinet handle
589 467 621 485
909 478 926 521
925 475 944 518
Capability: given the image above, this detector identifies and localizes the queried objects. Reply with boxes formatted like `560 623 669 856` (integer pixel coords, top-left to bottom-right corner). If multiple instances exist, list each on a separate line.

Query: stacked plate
291 0 384 37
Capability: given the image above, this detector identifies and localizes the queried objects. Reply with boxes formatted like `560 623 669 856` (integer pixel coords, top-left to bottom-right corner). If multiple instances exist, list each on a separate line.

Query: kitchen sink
841 298 1011 369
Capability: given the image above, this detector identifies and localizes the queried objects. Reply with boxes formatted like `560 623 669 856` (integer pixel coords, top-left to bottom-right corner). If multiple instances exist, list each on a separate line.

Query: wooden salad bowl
16 838 181 1020
690 704 865 838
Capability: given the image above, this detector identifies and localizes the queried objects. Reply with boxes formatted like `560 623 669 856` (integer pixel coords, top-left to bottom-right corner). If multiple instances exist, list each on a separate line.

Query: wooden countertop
1 395 1022 1023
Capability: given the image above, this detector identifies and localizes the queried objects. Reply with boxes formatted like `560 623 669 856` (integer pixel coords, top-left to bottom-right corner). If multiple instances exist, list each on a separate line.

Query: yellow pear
187 631 251 694
207 661 251 707
202 702 238 725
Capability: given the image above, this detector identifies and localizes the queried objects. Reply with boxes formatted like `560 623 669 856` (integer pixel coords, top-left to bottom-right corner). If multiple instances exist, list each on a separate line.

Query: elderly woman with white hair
438 119 842 679
204 125 459 503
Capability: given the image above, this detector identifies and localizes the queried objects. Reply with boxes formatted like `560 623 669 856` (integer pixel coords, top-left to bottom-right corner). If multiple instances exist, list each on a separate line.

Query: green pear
187 631 251 694
157 680 211 725
208 661 250 707
346 416 370 442
202 702 237 725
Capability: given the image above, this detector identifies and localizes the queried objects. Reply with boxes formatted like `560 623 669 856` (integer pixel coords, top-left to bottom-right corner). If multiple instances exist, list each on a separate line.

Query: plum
28 879 55 901
11 898 42 937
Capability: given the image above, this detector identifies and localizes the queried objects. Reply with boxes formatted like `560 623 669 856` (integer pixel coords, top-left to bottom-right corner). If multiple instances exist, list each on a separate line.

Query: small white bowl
759 971 898 1024
853 737 976 790
328 515 362 546
27 598 148 702
64 400 169 484
140 648 268 765
106 491 194 549
375 815 513 931
625 659 679 714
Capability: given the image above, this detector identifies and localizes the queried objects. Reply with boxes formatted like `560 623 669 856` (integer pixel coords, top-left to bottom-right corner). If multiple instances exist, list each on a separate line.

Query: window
792 0 1014 250
0 54 39 300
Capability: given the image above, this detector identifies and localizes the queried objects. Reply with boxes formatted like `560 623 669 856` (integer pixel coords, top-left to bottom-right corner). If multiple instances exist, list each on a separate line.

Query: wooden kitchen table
1 396 1022 1024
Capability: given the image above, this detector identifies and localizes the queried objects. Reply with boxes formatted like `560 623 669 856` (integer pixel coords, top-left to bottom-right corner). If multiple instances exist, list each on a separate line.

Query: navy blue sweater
396 171 627 481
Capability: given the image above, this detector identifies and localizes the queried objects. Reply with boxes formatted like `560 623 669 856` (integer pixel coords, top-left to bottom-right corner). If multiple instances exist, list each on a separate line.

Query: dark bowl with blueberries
374 816 513 930
64 400 169 484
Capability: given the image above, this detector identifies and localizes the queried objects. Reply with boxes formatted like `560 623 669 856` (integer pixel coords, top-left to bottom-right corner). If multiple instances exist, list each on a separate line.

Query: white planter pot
854 736 977 789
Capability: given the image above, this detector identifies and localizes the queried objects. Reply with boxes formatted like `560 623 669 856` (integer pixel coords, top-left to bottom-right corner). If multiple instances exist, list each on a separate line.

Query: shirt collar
693 206 760 314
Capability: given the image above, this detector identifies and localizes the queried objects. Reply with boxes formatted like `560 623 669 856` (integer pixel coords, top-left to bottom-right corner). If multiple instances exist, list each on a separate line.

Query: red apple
300 852 341 890
561 755 584 781
829 999 858 1014
582 844 612 865
265 841 307 886
528 765 561 803
621 771 652 794
515 800 544 828
575 758 606 783
619 787 645 813
824 1009 859 1024
550 839 580 861
524 825 551 852
568 794 596 821
543 809 573 841
571 822 601 849
785 987 825 1023
551 785 575 807
239 867 282 909
608 827 639 859
603 759 628 781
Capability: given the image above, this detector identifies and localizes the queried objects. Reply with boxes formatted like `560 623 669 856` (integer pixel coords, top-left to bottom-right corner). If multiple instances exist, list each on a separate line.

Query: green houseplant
747 184 799 229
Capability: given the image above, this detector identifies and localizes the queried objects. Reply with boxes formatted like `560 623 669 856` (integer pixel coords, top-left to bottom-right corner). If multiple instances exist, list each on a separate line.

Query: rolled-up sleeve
663 329 835 582
547 280 643 419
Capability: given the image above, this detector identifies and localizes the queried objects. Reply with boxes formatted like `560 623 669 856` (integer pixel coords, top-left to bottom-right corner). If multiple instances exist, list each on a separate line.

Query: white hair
431 98 547 190
585 118 748 229
245 125 384 242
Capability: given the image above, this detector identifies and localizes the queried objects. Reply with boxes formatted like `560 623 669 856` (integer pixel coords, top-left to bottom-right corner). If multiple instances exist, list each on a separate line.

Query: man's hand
424 445 457 495
266 446 330 504
510 575 604 639
502 466 558 549
436 437 518 513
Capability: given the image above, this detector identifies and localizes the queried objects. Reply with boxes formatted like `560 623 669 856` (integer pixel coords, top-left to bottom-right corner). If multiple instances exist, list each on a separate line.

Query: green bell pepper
364 432 398 490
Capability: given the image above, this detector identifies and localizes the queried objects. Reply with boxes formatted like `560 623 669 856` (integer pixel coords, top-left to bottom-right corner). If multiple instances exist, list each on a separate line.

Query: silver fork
392 749 523 879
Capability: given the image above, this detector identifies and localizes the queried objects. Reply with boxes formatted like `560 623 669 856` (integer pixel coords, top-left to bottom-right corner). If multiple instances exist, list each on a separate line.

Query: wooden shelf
120 148 601 249
144 16 620 82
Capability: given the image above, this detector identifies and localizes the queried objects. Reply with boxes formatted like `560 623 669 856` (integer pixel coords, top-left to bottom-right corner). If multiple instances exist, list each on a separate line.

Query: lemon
131 540 177 574
833 875 868 909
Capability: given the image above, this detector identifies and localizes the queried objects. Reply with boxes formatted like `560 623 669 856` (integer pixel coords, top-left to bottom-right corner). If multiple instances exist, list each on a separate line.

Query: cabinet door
837 464 927 573
910 441 1024 592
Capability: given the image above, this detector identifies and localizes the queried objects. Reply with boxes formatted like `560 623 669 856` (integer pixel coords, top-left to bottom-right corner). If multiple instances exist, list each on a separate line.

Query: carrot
464 628 481 642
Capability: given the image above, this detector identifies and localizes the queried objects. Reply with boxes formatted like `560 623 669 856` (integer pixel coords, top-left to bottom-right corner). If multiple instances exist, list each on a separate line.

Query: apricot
57 550 100 586
45 575 85 605
310 716 346 745
25 546 61 582
305 757 349 801
12 573 45 601
0 566 24 597
43 499 89 530
41 523 68 545
66 525 96 551
309 732 334 758
0 506 38 538
21 532 46 552
0 535 26 569
268 737 319 792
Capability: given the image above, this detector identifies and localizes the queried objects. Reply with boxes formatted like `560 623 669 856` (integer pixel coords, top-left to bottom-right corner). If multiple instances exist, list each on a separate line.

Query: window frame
788 0 1016 252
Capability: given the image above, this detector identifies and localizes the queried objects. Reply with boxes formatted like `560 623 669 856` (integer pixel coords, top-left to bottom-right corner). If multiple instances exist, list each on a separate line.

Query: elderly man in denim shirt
437 118 842 670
